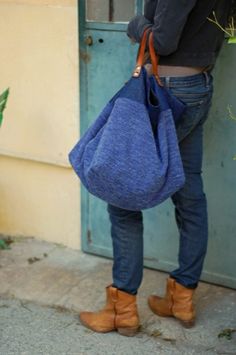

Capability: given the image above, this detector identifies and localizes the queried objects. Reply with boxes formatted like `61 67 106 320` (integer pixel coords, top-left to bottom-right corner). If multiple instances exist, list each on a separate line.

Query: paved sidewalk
0 237 236 354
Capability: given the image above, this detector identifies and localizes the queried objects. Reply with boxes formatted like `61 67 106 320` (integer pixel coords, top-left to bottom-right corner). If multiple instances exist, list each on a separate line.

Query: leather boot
148 277 196 327
79 286 140 336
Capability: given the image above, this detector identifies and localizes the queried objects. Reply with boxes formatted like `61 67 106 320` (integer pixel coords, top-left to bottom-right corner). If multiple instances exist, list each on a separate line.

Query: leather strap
132 28 149 77
148 32 162 86
133 30 162 86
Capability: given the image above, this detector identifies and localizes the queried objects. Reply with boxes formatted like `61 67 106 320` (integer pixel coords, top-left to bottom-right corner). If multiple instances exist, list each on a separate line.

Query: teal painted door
79 1 236 289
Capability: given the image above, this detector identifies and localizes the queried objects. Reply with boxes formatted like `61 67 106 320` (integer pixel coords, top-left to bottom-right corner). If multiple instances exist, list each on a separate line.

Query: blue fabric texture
69 67 186 210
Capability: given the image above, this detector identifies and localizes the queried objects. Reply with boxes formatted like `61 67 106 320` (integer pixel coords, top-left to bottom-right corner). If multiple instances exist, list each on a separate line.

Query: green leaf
0 239 10 250
218 328 236 340
0 88 9 112
0 102 6 113
0 88 9 101
228 36 236 44
0 88 9 126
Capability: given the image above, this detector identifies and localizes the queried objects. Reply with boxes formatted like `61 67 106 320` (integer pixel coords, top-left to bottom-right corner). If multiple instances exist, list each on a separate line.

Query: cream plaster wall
0 156 80 248
0 0 81 249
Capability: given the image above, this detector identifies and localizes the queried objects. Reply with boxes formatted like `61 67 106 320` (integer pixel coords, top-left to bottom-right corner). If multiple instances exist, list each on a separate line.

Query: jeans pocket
175 93 212 142
170 90 210 107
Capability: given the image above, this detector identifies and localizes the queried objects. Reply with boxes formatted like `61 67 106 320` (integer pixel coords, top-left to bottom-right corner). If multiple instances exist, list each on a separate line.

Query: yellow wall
0 0 81 249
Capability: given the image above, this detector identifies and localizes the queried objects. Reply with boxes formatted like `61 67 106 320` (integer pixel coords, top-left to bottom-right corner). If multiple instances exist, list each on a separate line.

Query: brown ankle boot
79 286 140 336
148 278 196 328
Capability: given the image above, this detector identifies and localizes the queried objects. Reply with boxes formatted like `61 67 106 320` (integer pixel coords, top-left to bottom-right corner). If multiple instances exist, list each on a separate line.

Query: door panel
79 1 236 289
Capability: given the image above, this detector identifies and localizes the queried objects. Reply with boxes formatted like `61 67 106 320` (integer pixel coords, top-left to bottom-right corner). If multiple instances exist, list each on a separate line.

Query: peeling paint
80 50 91 64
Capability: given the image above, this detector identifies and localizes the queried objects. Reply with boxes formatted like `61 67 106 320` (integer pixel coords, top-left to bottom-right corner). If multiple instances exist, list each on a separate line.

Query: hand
127 15 152 43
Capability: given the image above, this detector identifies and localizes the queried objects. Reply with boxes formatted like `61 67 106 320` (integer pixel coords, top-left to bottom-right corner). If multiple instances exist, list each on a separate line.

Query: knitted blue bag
69 31 185 210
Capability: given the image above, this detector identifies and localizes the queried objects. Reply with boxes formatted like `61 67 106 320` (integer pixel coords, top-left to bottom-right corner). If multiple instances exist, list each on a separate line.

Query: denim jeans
107 72 213 295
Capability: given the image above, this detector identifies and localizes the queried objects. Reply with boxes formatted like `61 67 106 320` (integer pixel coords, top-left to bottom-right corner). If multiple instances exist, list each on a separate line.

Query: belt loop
203 71 209 88
165 76 170 88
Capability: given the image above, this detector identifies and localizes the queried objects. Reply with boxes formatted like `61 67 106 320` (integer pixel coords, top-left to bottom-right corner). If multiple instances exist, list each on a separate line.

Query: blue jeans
107 72 213 294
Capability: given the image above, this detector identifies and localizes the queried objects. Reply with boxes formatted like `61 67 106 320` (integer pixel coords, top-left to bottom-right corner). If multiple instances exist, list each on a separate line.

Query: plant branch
207 11 235 37
228 105 236 120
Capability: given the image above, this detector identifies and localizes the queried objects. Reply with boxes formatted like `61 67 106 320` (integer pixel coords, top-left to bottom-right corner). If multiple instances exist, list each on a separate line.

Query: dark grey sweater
127 0 232 67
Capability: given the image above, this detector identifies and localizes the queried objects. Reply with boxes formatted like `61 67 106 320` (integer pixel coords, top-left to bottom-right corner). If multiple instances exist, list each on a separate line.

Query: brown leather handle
132 28 149 77
133 30 162 85
136 28 149 67
148 32 162 86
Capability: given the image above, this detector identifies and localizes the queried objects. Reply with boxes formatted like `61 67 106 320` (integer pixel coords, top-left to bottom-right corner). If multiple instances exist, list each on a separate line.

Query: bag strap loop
132 30 162 86
132 28 149 77
148 32 162 86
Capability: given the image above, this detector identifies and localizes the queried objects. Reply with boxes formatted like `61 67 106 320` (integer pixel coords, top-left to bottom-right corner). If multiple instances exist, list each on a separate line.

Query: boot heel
180 319 195 328
117 326 139 337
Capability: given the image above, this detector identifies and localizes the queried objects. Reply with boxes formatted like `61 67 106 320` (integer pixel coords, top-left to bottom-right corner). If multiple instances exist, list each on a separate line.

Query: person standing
79 0 233 336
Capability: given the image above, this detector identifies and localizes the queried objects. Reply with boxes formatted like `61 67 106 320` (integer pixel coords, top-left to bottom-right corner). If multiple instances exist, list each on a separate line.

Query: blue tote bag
69 31 185 211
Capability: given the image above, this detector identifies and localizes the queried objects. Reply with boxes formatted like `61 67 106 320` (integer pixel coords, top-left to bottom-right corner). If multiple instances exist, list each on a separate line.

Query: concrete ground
0 237 235 355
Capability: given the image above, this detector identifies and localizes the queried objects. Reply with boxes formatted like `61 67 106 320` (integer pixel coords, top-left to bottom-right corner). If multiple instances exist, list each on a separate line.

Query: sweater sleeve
127 0 197 56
